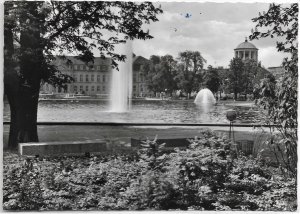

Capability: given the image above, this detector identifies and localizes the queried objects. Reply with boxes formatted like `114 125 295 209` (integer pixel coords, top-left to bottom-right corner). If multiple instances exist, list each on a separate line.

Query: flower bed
3 131 297 211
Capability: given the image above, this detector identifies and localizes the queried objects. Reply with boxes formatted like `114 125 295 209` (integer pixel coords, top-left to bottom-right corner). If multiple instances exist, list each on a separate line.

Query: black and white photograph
2 0 298 211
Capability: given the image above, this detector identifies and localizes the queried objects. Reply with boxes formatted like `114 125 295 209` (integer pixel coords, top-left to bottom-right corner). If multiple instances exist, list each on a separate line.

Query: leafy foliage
138 136 167 170
5 1 163 87
175 51 206 95
227 58 245 99
145 55 178 95
3 131 297 211
250 3 298 177
145 51 207 96
204 65 221 94
250 3 298 55
226 58 272 100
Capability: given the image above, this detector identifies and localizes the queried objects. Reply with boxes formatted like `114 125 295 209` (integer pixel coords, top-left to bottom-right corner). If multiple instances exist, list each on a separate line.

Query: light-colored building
40 56 112 96
234 38 258 61
41 55 153 98
132 56 154 97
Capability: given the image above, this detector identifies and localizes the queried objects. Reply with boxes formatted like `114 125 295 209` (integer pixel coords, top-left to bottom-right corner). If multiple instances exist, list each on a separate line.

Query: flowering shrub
3 131 297 211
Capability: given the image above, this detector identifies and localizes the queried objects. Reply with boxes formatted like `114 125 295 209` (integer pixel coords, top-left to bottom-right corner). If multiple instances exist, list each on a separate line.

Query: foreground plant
3 131 297 211
250 3 298 177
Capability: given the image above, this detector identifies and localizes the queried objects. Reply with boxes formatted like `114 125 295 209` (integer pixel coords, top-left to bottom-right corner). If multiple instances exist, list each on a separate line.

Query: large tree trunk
5 81 19 149
17 87 40 143
18 3 42 144
4 2 42 149
4 4 21 149
4 55 40 151
5 82 40 149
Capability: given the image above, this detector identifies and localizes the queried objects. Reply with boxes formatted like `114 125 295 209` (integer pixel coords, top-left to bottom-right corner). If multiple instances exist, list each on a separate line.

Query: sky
132 2 290 69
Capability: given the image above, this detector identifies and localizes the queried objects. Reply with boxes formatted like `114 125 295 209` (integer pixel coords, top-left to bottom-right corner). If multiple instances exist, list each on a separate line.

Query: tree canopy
227 57 245 100
175 51 206 95
5 1 163 87
204 65 220 95
250 2 298 131
145 51 207 96
250 3 298 177
145 55 178 95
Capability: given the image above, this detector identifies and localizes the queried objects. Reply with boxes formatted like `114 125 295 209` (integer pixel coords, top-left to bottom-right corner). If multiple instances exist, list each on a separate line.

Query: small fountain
110 40 133 112
194 88 216 105
194 88 216 114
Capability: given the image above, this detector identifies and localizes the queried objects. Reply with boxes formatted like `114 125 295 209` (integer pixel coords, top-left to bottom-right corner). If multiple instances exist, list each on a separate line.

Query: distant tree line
143 51 206 98
142 51 272 100
226 58 272 100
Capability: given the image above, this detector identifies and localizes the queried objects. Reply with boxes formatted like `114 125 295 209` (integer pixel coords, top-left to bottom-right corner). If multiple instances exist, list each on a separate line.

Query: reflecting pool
3 99 264 124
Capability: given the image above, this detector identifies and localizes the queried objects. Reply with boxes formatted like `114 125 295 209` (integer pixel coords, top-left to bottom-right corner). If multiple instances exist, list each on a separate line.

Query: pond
3 99 263 124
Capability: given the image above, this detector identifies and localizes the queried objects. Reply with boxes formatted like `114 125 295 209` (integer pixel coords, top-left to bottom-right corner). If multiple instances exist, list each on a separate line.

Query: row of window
133 72 145 82
74 74 109 82
74 85 106 92
70 72 145 83
68 64 109 72
44 85 144 93
44 82 145 93
133 85 144 92
43 84 106 93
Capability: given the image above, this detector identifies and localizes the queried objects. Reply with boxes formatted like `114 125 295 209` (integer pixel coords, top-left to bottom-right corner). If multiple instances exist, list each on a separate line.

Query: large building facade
41 56 112 96
41 55 153 97
132 56 153 97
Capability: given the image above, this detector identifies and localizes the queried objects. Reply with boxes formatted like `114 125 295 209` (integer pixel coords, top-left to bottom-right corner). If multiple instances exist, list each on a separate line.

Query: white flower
199 185 212 194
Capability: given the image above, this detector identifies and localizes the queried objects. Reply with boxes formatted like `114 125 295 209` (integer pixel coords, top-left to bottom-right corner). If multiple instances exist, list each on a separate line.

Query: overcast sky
132 2 290 69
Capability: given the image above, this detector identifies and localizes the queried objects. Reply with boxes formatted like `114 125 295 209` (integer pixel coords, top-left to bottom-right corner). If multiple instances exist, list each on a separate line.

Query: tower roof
234 38 258 50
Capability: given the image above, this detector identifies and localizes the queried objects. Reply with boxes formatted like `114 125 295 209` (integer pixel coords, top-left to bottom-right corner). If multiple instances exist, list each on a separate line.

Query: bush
3 131 297 211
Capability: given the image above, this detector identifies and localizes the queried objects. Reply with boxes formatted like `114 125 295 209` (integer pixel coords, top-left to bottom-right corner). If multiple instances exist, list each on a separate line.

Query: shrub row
3 131 297 211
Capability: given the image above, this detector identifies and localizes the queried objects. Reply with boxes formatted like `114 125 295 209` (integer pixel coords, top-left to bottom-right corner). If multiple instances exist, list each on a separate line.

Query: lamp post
226 110 237 142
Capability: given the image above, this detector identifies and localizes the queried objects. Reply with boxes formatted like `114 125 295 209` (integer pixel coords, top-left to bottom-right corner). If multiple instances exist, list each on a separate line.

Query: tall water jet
110 40 133 112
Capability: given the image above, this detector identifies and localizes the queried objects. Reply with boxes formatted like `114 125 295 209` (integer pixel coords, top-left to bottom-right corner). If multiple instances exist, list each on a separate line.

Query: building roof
54 55 111 65
234 38 258 50
133 55 149 64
